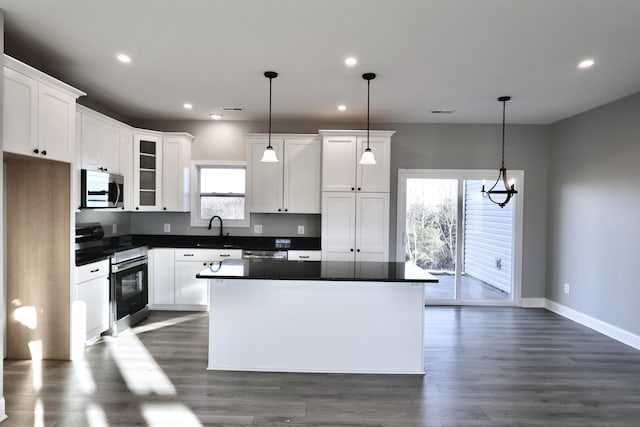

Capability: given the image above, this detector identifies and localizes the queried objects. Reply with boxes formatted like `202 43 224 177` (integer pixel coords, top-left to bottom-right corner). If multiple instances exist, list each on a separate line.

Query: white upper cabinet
320 130 394 193
162 133 194 212
78 107 122 174
133 132 163 211
248 134 321 214
3 56 85 163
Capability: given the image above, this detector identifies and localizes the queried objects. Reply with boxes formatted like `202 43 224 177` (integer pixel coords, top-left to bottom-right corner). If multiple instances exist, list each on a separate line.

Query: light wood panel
5 153 70 360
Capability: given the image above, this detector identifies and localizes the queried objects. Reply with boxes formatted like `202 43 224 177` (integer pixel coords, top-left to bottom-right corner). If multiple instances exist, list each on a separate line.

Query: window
397 169 524 306
190 161 249 227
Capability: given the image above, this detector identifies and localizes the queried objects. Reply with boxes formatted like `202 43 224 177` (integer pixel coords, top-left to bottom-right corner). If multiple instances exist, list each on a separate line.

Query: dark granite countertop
75 234 321 266
196 259 438 283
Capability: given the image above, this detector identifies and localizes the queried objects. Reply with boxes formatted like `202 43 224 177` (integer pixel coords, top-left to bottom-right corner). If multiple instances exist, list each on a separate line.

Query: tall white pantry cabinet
319 130 394 262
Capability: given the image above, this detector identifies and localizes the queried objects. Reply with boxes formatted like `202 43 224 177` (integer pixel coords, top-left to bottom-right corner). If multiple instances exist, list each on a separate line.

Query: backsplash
76 210 321 238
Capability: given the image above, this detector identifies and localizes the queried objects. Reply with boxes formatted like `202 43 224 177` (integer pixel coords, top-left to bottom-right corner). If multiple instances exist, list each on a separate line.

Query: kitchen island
197 259 437 374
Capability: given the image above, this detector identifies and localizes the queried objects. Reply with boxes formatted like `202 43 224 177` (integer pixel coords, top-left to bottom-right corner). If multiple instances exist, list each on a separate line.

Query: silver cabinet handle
299 255 310 259
90 268 100 273
219 254 230 258
183 253 194 257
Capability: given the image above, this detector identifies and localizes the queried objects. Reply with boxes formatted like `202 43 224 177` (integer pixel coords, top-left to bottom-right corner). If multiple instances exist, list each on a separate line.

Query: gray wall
547 91 640 335
134 118 550 299
389 123 549 299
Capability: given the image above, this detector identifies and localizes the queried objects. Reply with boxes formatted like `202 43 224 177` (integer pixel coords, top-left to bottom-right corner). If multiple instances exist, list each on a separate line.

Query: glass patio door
397 169 522 305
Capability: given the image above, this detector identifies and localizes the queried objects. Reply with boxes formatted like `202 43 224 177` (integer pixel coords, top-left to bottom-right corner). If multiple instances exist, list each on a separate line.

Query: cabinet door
80 114 101 170
321 136 356 192
133 133 163 211
3 68 38 156
248 138 284 212
162 137 191 212
355 193 389 262
356 136 390 192
283 137 321 213
38 83 76 162
175 261 209 306
75 276 109 342
120 129 134 211
99 122 121 174
149 248 175 305
321 192 356 261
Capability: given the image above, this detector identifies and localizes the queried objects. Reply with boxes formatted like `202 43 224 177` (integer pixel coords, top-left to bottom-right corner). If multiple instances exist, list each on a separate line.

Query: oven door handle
111 257 148 273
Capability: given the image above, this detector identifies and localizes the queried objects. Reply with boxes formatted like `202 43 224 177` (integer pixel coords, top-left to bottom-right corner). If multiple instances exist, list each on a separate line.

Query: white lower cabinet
149 248 242 310
149 248 175 306
175 261 210 306
74 260 110 345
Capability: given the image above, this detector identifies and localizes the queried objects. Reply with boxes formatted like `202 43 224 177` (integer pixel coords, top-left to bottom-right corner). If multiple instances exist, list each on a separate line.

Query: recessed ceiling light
210 113 223 120
116 53 131 63
578 59 595 69
345 57 357 66
338 105 347 111
183 103 193 110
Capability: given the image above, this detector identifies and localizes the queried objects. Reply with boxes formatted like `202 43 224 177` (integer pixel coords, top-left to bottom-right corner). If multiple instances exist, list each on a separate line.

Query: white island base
207 279 425 374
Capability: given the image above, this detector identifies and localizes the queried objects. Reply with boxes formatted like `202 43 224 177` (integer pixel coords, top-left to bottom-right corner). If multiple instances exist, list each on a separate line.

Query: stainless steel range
110 245 149 336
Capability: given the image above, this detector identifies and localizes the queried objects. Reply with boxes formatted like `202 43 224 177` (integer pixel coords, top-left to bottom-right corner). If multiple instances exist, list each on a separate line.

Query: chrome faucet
208 215 225 237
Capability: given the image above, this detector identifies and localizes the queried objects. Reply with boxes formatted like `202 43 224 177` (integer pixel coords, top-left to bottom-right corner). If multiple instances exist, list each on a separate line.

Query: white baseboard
519 298 546 308
545 299 640 351
0 397 6 422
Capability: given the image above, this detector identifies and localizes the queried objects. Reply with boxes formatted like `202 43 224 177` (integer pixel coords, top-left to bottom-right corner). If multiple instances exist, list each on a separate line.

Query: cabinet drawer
288 250 321 261
175 248 242 262
76 259 109 283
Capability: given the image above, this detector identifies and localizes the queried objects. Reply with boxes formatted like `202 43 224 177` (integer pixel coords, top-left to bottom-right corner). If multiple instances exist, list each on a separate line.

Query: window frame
190 160 250 228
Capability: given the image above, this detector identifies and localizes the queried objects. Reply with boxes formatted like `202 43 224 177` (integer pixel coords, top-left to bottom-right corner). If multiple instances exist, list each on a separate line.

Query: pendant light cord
367 78 370 149
501 98 506 169
268 75 273 149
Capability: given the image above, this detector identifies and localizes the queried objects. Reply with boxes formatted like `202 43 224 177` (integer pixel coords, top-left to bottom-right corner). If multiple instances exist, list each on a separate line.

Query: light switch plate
112 223 117 234
297 225 304 235
254 224 263 234
164 223 171 233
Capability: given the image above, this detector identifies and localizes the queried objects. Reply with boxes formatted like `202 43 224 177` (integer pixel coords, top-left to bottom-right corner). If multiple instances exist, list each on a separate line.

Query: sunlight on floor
132 312 207 334
106 330 176 396
73 357 97 394
85 402 108 427
28 340 43 392
141 403 203 426
33 398 43 427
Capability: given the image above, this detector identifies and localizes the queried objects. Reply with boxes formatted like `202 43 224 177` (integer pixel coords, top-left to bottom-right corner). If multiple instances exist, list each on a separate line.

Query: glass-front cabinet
133 132 163 211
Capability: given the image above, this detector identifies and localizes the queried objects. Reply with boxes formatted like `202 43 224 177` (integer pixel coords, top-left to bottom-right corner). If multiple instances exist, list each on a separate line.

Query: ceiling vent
220 107 244 111
431 109 456 114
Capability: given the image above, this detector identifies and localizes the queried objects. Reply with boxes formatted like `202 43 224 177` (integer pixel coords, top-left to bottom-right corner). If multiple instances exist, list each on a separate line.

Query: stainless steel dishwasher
241 250 288 260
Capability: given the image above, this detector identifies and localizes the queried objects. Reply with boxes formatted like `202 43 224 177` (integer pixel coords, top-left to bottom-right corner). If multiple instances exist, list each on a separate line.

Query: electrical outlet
564 283 570 294
112 223 117 234
164 223 171 233
297 225 305 235
495 258 502 270
254 224 263 234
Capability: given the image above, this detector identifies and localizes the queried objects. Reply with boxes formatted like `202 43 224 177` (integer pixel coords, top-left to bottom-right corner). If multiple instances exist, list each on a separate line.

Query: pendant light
359 73 377 165
481 96 517 208
260 71 279 163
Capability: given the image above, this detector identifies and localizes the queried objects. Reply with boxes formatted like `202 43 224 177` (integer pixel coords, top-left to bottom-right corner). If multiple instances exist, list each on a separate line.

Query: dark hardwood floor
4 307 640 426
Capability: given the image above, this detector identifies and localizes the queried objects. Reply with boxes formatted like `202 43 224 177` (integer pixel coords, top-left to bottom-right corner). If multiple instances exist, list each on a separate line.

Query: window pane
461 179 512 300
405 178 457 301
201 168 245 194
200 196 245 220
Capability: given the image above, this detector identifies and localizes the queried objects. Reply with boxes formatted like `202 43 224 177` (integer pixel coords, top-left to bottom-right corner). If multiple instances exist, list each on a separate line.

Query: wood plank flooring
4 307 640 426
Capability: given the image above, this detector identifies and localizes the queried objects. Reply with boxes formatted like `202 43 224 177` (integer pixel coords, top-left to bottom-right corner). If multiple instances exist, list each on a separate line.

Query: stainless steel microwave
80 169 124 209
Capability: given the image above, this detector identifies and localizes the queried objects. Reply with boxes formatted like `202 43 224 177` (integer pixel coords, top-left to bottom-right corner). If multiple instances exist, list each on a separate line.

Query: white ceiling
1 0 640 124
